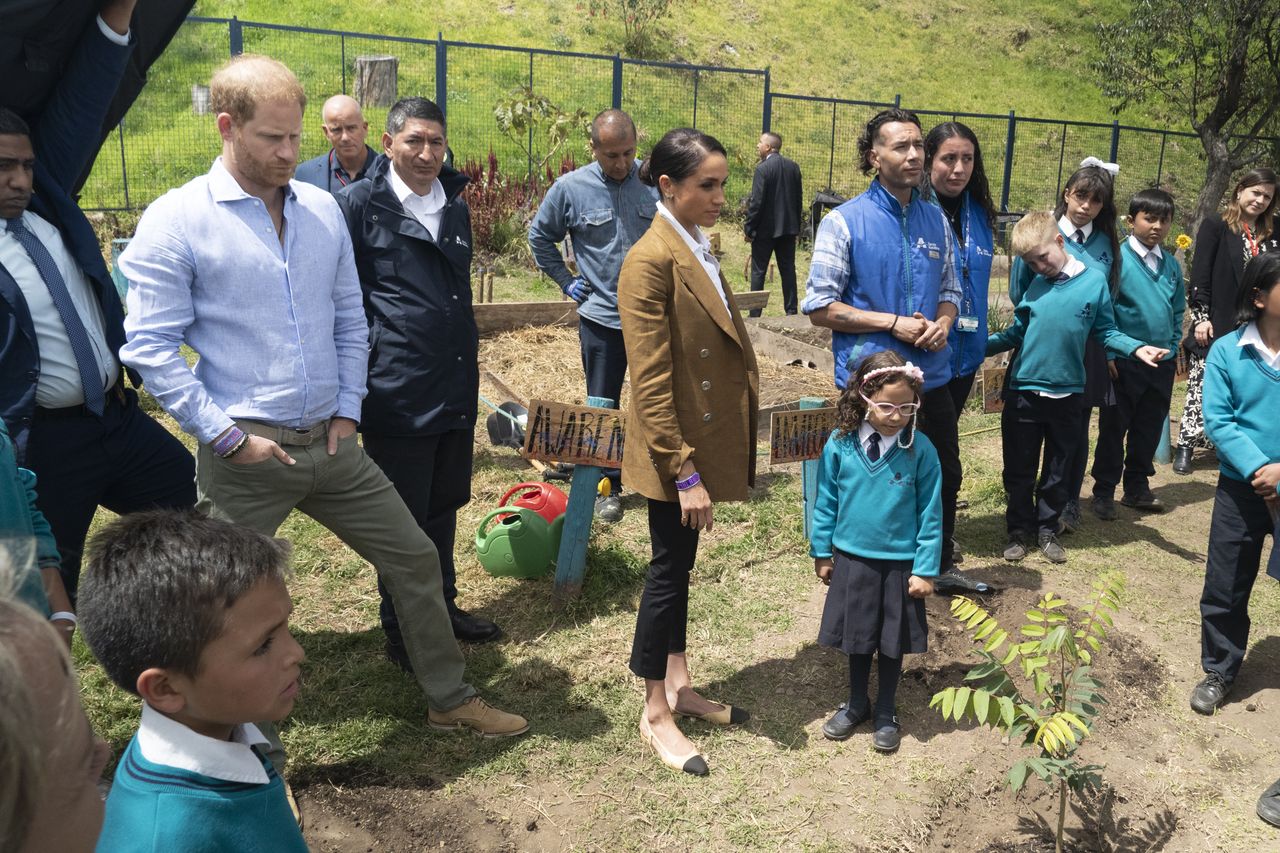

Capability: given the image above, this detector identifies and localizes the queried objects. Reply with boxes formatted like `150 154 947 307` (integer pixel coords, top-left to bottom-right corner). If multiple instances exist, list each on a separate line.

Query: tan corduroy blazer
618 214 760 503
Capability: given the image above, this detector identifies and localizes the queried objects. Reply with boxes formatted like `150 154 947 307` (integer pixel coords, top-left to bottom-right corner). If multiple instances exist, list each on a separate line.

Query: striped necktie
1073 229 1085 244
5 217 106 414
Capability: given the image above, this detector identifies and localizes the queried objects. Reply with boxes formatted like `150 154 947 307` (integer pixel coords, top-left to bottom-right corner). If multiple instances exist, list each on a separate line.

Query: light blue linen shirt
119 158 367 445
527 160 657 329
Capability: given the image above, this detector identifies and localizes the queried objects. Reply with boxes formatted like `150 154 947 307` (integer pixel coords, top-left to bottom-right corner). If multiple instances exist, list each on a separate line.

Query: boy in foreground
988 212 1168 564
78 510 308 852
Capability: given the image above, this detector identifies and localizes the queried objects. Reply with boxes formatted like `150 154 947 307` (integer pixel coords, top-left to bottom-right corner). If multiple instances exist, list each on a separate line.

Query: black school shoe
1190 672 1232 715
1173 446 1193 475
1121 491 1165 513
873 716 902 753
1090 494 1118 521
1003 532 1029 562
1038 531 1067 564
822 701 871 741
451 608 503 644
1257 777 1280 827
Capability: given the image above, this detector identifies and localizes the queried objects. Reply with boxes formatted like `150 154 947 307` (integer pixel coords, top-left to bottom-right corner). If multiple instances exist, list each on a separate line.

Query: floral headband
860 361 925 388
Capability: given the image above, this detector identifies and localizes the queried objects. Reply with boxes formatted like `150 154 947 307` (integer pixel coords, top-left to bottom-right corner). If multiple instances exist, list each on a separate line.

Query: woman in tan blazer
619 128 760 776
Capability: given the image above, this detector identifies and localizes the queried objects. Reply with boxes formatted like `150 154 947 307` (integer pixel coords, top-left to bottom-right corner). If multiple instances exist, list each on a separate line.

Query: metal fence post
827 100 837 190
117 122 129 209
435 33 447 118
229 17 242 56
1000 111 1016 212
612 54 623 108
1109 119 1120 164
527 52 535 179
762 67 771 132
894 93 901 108
340 35 347 94
1156 132 1168 185
692 69 700 127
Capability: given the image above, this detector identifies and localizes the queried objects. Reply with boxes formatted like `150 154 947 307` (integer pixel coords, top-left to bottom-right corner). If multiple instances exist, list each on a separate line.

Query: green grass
81 0 1212 214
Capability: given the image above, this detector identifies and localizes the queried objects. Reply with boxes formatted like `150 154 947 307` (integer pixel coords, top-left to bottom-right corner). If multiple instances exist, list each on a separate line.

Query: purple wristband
213 426 246 457
675 472 701 491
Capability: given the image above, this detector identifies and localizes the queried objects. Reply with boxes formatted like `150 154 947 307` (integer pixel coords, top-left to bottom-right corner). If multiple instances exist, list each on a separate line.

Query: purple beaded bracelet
213 426 246 457
675 472 701 491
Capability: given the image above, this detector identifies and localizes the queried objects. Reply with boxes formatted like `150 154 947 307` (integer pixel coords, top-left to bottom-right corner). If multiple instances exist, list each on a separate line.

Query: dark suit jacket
618 215 759 503
335 156 478 436
744 152 802 241
0 22 133 461
295 145 378 194
1184 213 1280 357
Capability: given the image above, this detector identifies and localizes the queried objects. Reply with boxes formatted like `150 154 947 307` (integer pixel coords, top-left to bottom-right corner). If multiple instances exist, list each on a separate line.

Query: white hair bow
1080 156 1120 176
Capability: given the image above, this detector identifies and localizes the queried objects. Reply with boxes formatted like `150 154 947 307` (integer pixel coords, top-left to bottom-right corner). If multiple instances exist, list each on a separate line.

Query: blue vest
934 191 994 378
832 181 954 391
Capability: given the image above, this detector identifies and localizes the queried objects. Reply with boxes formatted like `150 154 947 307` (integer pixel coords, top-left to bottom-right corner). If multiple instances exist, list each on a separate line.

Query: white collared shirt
1127 234 1163 272
136 703 273 785
0 210 119 407
1238 321 1280 369
1058 255 1087 281
655 201 730 314
388 165 446 240
1059 215 1093 244
857 419 902 455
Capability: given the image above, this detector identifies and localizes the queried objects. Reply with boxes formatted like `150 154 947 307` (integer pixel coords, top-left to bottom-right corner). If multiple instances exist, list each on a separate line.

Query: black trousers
26 387 196 600
1091 358 1175 499
363 429 473 639
630 498 700 680
1000 391 1084 536
749 233 798 316
1200 475 1276 682
946 371 977 420
917 383 962 570
579 316 626 491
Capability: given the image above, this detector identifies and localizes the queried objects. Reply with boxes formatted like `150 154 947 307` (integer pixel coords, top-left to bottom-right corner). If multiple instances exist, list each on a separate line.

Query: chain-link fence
80 14 1276 227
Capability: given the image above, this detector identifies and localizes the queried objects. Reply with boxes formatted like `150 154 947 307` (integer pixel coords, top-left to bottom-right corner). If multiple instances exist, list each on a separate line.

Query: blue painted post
800 397 824 540
1155 412 1173 464
762 67 771 132
1000 111 1016 213
435 34 447 118
553 394 613 599
229 17 243 56
612 55 623 109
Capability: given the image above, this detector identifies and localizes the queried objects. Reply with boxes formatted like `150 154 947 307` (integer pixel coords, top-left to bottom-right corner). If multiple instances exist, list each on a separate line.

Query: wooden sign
523 399 626 468
769 406 837 464
981 366 1007 413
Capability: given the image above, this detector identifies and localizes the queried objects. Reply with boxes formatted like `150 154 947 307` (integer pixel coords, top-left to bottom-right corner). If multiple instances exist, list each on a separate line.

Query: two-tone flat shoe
674 702 750 726
639 715 708 776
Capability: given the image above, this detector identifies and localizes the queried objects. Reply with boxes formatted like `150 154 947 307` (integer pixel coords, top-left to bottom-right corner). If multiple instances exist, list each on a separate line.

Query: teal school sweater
987 267 1145 394
1113 242 1185 359
1009 226 1114 305
96 737 307 853
1203 327 1280 482
809 428 942 577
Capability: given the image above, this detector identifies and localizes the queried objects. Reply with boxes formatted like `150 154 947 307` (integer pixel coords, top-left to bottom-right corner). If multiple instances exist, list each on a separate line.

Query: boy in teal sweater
77 510 307 853
988 212 1168 564
1090 189 1186 520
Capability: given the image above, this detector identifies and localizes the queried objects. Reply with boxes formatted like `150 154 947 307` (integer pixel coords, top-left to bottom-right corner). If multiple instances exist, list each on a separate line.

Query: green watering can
475 507 563 579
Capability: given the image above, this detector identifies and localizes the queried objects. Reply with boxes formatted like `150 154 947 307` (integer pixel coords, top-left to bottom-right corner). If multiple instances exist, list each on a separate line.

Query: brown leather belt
236 419 329 447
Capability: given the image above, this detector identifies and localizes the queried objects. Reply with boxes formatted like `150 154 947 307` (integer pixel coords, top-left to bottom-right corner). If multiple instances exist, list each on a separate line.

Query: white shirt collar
857 419 902 449
1058 255 1087 280
387 165 446 214
1127 234 1163 263
136 703 272 784
1059 215 1093 241
655 200 711 256
1237 321 1280 369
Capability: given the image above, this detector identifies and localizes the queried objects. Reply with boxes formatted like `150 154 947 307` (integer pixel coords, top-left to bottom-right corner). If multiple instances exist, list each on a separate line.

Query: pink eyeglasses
860 393 920 417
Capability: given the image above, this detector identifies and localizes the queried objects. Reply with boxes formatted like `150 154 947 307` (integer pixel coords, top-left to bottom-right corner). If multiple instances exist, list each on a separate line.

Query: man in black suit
744 131 803 316
0 0 194 602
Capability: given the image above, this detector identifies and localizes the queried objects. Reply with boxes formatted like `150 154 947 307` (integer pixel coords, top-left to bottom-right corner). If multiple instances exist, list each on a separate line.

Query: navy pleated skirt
818 550 928 657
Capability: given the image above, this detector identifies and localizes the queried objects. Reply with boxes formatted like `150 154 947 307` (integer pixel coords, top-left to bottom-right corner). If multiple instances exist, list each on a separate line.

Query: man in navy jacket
0 0 194 600
337 96 500 652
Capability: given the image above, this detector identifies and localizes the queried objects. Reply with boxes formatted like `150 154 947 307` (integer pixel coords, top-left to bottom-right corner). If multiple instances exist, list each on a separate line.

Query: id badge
956 315 979 333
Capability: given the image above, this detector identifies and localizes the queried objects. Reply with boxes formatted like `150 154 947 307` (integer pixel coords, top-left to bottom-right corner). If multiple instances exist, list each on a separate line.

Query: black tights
849 653 902 725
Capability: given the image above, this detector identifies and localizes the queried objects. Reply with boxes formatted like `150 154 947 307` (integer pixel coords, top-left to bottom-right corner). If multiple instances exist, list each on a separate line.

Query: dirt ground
292 323 1278 852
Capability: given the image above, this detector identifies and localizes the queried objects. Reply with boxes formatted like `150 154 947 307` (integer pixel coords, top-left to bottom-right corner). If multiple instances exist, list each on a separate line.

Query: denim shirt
528 161 658 329
120 158 368 444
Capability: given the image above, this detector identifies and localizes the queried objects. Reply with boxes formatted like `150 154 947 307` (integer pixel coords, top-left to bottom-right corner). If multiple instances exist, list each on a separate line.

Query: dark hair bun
638 157 656 186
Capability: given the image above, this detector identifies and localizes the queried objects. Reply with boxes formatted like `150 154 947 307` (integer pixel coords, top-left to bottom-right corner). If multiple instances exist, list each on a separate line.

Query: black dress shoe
1173 445 1193 475
385 639 414 674
822 701 870 741
1190 672 1231 715
872 716 901 753
450 608 503 644
1257 777 1280 827
1121 491 1165 512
